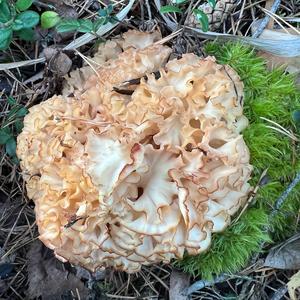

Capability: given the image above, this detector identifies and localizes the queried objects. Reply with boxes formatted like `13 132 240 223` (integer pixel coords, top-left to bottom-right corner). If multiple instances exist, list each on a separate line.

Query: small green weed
160 0 216 32
54 4 116 34
0 96 28 162
0 1 116 50
0 0 51 50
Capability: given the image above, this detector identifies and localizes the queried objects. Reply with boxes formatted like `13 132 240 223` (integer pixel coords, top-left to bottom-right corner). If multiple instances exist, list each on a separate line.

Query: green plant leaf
106 4 113 15
0 1 12 23
98 4 113 17
193 8 209 32
56 19 80 33
17 28 35 41
0 27 12 50
7 96 16 105
107 15 118 25
7 106 20 119
41 11 61 29
5 137 16 157
78 19 93 33
98 8 107 17
207 0 216 8
16 0 33 11
93 17 106 31
15 106 28 117
175 0 187 3
15 120 24 133
0 128 11 145
15 10 40 28
160 5 182 14
12 19 24 31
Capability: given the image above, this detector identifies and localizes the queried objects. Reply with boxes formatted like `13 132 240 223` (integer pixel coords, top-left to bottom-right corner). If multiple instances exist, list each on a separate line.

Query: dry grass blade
260 6 300 35
154 29 183 45
260 116 299 141
0 58 45 72
74 50 100 78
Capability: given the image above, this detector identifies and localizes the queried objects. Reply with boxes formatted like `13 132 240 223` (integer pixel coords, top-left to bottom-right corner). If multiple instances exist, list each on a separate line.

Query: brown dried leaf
27 241 89 300
258 51 300 86
169 269 190 300
255 27 300 86
264 234 300 270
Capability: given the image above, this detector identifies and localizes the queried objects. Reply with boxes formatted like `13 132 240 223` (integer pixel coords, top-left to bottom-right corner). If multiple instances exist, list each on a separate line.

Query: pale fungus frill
17 30 253 273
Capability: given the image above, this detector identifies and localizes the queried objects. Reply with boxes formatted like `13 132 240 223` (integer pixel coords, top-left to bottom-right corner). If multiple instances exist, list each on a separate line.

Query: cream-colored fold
17 30 252 273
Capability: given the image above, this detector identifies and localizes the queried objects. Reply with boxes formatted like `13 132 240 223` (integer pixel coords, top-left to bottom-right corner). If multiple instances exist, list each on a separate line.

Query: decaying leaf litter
0 0 300 299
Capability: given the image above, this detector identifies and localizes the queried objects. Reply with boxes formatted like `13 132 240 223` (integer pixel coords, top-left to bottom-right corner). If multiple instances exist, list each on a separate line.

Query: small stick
186 274 254 295
272 172 300 213
233 169 269 224
153 28 183 45
64 215 87 228
252 0 281 38
250 172 300 264
145 0 152 20
261 7 300 35
270 285 288 300
75 49 100 78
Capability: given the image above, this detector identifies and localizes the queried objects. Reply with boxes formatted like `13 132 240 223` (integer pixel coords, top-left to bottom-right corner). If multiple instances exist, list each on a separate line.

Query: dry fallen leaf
253 25 300 85
288 270 300 300
258 48 300 86
169 269 190 300
264 233 300 270
27 241 89 300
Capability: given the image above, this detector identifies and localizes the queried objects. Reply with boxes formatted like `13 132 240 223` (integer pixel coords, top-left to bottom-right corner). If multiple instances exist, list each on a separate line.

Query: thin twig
270 285 288 300
154 28 183 45
261 7 300 34
186 274 254 295
233 169 269 224
260 116 299 141
74 50 100 78
145 0 152 20
250 171 300 264
252 0 282 38
260 6 290 34
272 172 300 213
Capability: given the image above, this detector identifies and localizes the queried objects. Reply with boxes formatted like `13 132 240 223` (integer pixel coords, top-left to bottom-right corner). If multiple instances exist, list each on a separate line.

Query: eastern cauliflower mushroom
17 30 252 273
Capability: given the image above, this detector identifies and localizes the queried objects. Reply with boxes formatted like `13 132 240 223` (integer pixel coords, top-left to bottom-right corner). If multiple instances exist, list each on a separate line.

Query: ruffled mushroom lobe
17 30 252 273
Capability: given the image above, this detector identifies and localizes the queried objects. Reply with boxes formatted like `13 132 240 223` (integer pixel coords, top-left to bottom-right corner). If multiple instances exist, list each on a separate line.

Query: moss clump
176 42 300 279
